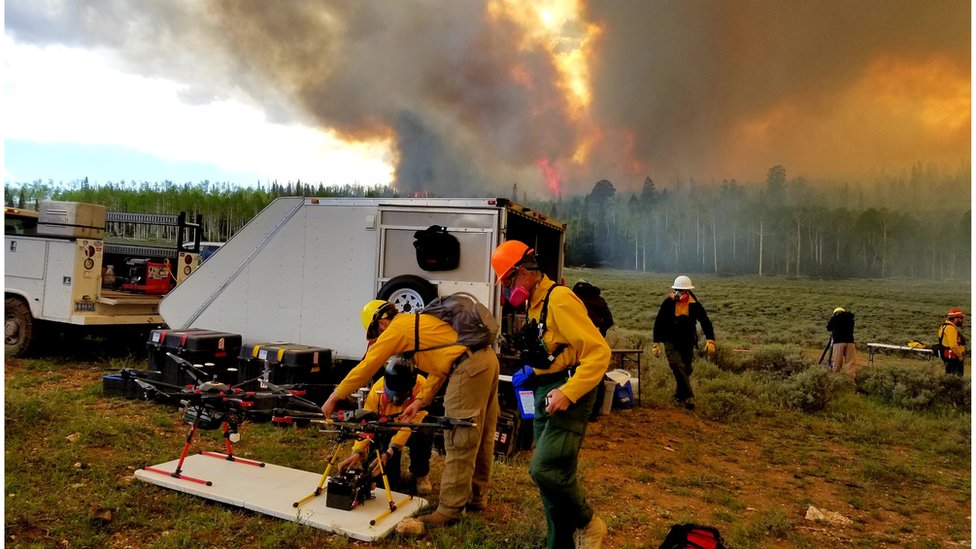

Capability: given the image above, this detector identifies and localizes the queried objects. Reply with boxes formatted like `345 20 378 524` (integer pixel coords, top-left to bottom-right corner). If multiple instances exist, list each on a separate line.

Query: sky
3 0 971 198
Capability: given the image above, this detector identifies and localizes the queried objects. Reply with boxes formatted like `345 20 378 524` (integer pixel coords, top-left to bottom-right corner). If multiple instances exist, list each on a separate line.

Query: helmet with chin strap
383 355 417 406
361 299 397 340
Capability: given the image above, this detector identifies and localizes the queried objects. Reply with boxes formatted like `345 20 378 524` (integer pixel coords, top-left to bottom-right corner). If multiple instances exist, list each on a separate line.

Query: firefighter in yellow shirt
321 299 499 528
937 308 968 376
336 356 433 495
492 240 610 549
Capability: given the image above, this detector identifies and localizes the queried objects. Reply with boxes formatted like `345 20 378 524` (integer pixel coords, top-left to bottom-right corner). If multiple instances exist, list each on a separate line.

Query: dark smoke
5 0 970 195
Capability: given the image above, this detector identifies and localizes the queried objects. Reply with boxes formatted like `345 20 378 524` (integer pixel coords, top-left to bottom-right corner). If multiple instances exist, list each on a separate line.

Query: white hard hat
671 275 694 290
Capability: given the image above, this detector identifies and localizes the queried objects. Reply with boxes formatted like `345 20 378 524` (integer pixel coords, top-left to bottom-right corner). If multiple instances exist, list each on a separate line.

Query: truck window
4 208 39 235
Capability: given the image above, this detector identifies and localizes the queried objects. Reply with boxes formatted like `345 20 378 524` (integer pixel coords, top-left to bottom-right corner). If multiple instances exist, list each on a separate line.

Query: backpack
410 292 499 354
413 225 460 271
931 323 950 360
658 524 727 549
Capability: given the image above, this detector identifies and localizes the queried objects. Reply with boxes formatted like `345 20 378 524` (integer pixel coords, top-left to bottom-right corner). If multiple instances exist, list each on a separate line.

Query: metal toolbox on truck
238 342 333 386
37 201 106 239
147 328 243 386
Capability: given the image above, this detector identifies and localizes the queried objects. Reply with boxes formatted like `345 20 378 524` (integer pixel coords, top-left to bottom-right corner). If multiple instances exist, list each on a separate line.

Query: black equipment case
237 342 333 386
147 328 243 386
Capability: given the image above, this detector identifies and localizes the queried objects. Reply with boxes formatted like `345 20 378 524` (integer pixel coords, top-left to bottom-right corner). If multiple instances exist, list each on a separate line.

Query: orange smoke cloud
725 54 970 179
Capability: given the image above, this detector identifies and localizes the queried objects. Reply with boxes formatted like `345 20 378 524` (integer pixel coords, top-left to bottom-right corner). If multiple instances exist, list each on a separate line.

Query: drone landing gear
143 403 260 487
293 442 345 508
201 421 265 467
370 448 413 526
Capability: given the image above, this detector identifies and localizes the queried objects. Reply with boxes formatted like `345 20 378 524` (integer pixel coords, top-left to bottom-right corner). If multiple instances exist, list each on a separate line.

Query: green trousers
530 375 598 549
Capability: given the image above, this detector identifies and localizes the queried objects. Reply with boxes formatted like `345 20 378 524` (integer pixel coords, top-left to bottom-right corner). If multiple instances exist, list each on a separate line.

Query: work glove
705 340 716 356
512 365 535 390
652 343 661 358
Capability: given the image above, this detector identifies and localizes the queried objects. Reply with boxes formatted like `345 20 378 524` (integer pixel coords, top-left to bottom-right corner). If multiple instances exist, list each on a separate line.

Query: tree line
538 163 970 280
5 162 970 280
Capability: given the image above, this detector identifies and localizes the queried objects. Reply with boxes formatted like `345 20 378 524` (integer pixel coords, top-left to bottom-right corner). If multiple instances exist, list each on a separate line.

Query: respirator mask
503 286 530 307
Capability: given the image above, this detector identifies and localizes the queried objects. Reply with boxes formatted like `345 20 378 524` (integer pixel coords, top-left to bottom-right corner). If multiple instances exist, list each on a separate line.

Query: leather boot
575 515 607 549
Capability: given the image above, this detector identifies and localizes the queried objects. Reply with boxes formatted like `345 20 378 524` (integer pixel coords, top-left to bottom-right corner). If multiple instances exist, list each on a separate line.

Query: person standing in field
492 240 610 549
826 307 857 376
937 308 967 376
652 275 715 410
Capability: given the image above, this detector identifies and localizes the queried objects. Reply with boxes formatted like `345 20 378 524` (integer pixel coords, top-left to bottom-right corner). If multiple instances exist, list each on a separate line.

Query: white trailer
159 196 567 363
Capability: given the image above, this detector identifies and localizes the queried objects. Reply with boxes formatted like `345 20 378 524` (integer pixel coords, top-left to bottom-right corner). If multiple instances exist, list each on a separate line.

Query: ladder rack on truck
103 210 203 285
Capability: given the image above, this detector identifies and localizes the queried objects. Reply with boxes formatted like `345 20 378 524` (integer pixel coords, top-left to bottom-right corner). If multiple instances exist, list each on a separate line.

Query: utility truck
4 201 203 356
159 196 567 368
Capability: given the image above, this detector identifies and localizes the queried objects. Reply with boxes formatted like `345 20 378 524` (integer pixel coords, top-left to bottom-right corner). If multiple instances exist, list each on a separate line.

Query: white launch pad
135 453 428 541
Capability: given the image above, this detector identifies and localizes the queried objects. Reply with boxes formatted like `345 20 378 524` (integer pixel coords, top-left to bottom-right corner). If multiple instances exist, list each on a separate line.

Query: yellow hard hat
833 307 845 314
361 300 397 340
491 240 533 284
361 300 388 330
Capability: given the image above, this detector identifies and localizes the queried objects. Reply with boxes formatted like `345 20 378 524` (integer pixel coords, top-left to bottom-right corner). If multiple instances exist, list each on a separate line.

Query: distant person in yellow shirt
937 308 968 376
336 356 433 495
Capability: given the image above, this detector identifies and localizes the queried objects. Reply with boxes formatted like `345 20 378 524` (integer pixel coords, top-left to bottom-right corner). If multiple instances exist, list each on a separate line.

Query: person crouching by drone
492 240 611 549
336 356 434 495
321 299 499 528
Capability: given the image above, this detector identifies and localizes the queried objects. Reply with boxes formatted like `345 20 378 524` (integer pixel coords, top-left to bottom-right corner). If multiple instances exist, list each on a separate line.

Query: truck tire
377 275 438 313
5 296 37 357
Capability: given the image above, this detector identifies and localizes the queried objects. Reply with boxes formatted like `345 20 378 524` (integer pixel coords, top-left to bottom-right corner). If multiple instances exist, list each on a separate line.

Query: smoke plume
5 0 970 196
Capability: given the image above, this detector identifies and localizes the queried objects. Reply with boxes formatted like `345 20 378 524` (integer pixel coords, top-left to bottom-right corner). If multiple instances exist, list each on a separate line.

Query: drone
126 353 474 524
294 411 476 524
133 353 325 486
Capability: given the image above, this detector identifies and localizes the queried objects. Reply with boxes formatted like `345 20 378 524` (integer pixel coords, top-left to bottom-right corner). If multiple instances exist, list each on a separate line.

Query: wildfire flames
6 0 968 196
536 157 562 197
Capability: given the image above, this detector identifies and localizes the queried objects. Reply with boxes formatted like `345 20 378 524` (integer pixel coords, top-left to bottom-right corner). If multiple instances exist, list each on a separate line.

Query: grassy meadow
4 272 971 548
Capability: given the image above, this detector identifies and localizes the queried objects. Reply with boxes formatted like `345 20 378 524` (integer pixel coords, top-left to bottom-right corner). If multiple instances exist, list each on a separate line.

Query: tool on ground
817 336 833 367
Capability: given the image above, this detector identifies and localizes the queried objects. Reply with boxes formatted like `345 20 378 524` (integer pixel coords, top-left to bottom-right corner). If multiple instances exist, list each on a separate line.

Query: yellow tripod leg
293 442 345 508
369 449 400 524
370 495 413 526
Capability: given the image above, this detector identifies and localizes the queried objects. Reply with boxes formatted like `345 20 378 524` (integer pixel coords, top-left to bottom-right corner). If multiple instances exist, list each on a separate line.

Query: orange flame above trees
536 157 562 197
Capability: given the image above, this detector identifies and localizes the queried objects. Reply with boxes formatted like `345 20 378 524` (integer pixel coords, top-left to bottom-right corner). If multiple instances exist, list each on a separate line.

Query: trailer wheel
5 296 36 357
377 275 438 313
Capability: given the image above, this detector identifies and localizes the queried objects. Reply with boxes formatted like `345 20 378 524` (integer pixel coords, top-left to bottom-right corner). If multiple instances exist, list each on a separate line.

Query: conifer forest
5 162 970 280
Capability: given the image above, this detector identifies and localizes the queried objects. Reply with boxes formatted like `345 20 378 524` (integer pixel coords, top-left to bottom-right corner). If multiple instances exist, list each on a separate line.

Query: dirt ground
7 358 971 548
580 404 971 548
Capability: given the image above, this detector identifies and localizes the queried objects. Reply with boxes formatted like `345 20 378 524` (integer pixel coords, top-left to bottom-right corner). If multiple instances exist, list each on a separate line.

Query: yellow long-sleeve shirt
334 313 467 407
525 276 611 403
351 375 429 454
939 322 967 359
